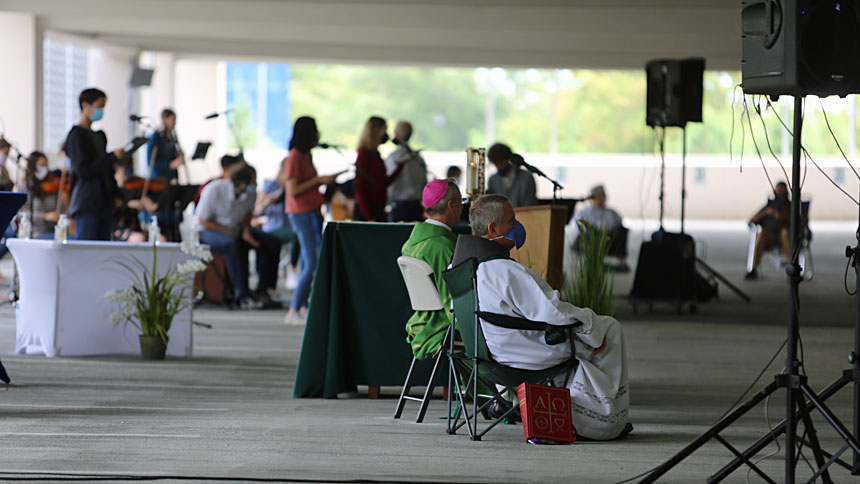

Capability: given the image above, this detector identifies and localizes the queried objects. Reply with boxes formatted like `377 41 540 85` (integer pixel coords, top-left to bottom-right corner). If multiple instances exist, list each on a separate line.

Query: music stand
191 142 211 160
154 185 200 242
0 191 27 383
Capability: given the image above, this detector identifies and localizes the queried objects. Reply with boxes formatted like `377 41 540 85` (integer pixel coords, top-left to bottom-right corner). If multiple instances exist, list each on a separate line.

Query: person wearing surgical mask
24 151 63 239
353 115 403 222
64 87 125 240
450 194 631 441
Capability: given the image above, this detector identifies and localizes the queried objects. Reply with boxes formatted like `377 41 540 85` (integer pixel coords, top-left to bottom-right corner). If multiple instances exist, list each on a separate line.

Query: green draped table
293 221 436 398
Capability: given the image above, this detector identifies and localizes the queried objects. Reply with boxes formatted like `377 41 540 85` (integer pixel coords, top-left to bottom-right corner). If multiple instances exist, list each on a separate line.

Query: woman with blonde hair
353 116 402 222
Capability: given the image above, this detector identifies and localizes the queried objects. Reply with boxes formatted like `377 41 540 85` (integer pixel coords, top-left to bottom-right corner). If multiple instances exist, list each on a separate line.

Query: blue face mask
90 108 104 122
493 220 527 250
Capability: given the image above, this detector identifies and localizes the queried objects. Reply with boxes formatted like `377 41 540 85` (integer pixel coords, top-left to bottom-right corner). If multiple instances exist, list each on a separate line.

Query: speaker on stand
642 2 860 482
631 58 749 314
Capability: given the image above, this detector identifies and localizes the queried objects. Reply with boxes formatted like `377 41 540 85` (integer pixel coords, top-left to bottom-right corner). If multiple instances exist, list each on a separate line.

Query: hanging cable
768 98 860 206
743 95 778 193
756 100 793 187
819 98 860 180
729 84 742 167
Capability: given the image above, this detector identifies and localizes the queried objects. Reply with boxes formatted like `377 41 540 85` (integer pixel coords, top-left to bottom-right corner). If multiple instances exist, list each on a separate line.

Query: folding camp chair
442 257 580 441
393 256 450 423
746 200 813 281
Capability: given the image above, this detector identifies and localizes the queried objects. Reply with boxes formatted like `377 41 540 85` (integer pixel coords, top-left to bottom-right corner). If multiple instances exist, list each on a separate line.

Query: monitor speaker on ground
742 0 860 97
645 58 705 128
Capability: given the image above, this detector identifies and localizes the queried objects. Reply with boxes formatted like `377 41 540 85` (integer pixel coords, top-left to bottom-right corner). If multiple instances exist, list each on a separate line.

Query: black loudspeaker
645 58 706 127
742 0 860 97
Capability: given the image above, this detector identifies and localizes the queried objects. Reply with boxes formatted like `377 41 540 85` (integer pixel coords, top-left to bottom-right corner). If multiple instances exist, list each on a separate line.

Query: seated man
569 184 629 270
196 165 282 309
193 154 244 207
402 179 462 359
451 194 630 440
746 181 791 280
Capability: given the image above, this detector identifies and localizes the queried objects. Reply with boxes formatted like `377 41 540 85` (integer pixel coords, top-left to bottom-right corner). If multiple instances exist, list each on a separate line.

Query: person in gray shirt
569 184 629 271
384 121 427 222
486 142 537 208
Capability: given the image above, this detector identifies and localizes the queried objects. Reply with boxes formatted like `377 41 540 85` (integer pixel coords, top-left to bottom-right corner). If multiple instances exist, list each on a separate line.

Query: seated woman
746 182 792 280
25 151 67 240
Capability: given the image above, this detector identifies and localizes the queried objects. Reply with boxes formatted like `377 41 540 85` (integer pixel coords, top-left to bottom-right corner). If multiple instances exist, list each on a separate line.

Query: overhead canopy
1 0 741 69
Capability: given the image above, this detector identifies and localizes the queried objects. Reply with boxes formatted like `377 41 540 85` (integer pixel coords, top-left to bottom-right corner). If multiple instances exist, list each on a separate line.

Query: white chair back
397 256 444 311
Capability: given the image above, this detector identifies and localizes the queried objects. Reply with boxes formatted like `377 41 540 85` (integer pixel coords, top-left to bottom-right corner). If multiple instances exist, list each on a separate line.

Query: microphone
204 109 234 120
129 114 148 122
318 143 344 150
510 153 541 175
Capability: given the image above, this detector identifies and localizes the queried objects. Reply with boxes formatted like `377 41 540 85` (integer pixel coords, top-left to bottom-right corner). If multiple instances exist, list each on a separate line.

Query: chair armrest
476 311 580 345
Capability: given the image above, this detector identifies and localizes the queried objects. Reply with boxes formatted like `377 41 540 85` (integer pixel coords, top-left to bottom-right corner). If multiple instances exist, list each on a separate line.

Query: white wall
173 58 219 183
86 44 135 154
0 12 38 152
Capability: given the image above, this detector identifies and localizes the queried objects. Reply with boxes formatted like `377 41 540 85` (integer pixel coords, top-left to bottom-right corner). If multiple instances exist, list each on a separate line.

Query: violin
124 176 167 193
39 170 70 194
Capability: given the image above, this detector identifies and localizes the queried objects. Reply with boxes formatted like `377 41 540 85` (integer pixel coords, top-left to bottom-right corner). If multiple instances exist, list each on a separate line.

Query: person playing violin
26 151 67 239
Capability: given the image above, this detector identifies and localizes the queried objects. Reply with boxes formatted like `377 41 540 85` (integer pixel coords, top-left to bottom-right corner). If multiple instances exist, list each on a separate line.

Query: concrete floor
0 220 859 483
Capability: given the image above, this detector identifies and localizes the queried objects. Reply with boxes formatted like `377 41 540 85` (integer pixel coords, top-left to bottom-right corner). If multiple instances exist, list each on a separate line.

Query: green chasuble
402 221 457 360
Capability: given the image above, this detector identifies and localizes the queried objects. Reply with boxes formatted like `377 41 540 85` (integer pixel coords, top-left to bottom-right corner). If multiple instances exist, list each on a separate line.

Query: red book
517 382 576 444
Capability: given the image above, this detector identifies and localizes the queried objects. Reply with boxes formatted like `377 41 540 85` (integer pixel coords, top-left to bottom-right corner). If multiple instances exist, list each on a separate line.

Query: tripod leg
696 257 751 302
797 398 834 484
802 384 860 456
0 359 10 384
641 379 780 484
710 374 852 482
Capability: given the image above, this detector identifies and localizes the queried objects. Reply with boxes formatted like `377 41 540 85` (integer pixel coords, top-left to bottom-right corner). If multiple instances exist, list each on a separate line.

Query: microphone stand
515 158 564 201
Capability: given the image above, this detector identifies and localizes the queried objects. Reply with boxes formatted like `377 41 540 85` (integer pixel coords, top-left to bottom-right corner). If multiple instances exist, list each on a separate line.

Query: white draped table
8 239 193 357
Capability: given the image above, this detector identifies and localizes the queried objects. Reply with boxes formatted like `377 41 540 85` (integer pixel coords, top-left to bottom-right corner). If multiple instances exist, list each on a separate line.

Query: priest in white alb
451 194 630 440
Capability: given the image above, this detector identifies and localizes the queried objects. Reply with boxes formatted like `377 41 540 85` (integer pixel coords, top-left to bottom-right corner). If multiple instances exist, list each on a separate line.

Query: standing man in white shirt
384 121 427 222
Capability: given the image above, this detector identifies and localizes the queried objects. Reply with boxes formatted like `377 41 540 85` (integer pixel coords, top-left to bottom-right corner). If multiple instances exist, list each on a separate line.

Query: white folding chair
394 256 449 423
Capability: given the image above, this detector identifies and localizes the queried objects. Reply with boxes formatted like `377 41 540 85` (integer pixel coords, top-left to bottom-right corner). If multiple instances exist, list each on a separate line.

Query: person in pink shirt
283 116 339 324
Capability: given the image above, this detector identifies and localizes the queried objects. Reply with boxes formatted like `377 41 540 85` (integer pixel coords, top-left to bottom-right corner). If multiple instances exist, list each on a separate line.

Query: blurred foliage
284 65 859 156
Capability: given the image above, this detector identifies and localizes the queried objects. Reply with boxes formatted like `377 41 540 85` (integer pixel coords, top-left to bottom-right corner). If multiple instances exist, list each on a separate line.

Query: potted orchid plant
105 240 212 360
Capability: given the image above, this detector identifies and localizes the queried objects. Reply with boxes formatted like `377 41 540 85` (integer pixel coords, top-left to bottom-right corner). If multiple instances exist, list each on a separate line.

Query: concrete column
0 12 38 152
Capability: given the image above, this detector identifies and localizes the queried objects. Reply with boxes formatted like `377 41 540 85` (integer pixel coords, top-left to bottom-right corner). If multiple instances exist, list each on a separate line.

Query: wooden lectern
512 204 568 290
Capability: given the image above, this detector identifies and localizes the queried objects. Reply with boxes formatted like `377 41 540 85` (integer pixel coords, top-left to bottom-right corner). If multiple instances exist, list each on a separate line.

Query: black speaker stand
641 96 860 484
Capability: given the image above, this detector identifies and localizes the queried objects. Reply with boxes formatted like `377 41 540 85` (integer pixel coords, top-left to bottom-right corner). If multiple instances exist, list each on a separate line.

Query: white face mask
35 166 48 180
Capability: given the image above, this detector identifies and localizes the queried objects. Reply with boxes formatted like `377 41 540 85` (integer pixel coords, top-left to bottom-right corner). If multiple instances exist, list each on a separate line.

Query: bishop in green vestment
402 179 463 359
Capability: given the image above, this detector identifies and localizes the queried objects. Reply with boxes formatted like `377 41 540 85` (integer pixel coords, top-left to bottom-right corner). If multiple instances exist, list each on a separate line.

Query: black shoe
238 296 262 310
745 268 759 280
252 290 283 310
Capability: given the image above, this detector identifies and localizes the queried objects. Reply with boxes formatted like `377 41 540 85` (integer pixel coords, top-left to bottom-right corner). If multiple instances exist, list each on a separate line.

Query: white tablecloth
8 239 194 357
